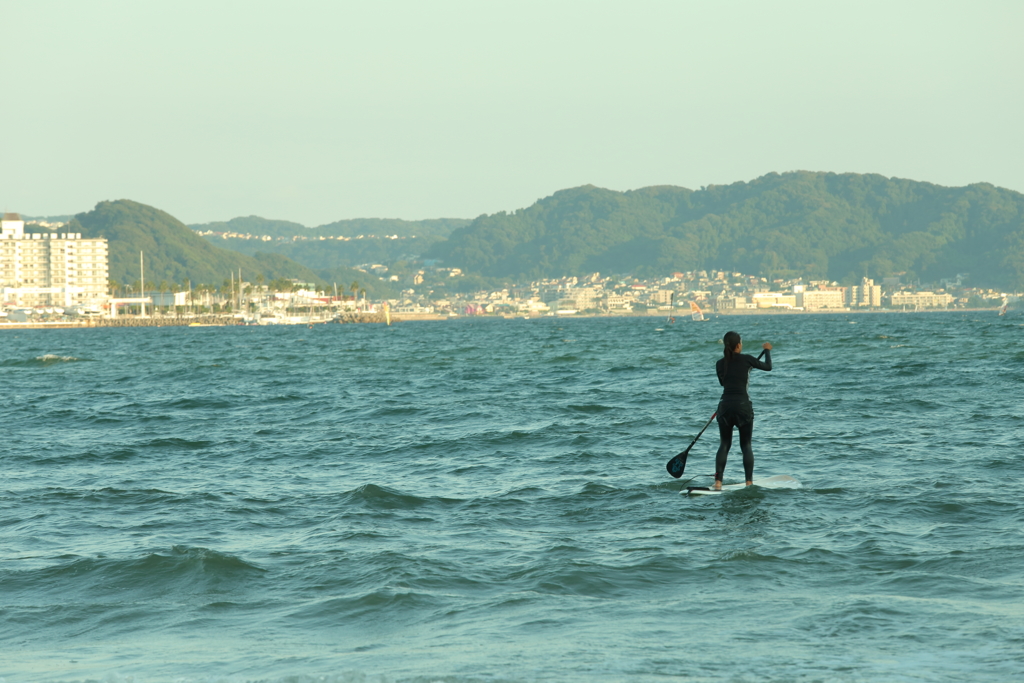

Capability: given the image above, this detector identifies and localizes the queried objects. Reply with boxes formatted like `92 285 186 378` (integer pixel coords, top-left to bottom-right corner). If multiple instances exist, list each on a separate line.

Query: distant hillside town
1 210 1012 325
382 269 1007 317
193 228 411 243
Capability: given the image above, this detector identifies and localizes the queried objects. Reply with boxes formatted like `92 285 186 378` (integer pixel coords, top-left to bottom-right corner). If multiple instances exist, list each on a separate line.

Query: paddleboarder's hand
763 342 773 350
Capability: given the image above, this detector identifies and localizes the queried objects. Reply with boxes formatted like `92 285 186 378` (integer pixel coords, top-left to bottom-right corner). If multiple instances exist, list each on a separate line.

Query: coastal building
0 213 109 308
889 291 954 309
650 289 674 306
796 289 846 310
541 284 601 311
849 277 882 307
716 294 754 310
605 293 633 311
751 292 797 309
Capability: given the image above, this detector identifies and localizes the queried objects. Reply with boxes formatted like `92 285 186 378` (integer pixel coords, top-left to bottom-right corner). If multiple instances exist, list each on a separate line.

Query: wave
140 436 217 450
286 589 441 626
564 403 614 413
163 397 236 410
3 314 1023 683
1 354 86 367
338 483 461 511
17 486 227 509
499 551 707 598
3 546 265 609
33 670 542 683
23 437 218 464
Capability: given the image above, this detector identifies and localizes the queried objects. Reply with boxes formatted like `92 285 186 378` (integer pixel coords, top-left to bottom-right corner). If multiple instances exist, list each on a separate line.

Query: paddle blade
666 448 690 478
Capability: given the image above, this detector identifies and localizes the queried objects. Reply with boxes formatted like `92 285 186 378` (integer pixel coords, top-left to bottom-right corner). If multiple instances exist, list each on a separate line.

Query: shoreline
397 306 1004 321
0 311 387 329
1 307 1007 329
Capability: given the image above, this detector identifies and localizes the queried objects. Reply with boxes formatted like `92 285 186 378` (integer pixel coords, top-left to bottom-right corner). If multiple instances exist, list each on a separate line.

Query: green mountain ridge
203 235 435 272
425 172 1024 289
60 200 394 297
24 171 1024 295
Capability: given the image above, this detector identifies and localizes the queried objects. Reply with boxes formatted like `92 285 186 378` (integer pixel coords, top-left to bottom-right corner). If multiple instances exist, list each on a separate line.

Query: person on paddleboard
714 331 772 490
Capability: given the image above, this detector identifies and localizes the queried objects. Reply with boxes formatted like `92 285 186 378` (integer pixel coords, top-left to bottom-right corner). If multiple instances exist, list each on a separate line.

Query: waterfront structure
604 293 633 311
0 213 109 308
890 291 954 309
796 289 847 310
849 277 882 307
751 292 798 309
716 294 755 310
650 289 674 306
541 283 601 312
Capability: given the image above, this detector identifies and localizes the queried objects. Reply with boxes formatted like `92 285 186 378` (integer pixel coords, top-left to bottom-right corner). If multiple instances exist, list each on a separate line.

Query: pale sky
3 1 1022 226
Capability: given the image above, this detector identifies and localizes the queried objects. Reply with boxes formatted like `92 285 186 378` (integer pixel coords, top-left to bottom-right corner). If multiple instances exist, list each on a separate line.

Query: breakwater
0 311 390 329
96 315 244 327
336 311 388 323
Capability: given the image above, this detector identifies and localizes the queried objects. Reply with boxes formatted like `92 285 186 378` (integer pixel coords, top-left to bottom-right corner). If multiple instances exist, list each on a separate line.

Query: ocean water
2 312 1023 683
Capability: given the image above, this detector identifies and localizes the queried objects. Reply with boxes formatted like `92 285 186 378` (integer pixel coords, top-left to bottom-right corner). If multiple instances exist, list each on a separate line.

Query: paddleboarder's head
723 331 741 356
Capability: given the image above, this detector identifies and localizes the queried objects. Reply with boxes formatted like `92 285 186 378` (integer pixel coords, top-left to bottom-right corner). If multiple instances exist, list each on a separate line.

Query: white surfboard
683 474 801 496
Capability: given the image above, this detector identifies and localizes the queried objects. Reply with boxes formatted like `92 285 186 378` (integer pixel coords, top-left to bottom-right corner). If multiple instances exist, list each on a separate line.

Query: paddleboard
684 474 801 496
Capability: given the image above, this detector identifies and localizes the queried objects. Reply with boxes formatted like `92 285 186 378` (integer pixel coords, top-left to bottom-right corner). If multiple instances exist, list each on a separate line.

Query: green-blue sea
2 312 1023 682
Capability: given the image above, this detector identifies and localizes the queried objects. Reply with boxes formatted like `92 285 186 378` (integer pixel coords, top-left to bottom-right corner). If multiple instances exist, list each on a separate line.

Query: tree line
424 172 1024 289
63 200 394 298
53 172 1024 295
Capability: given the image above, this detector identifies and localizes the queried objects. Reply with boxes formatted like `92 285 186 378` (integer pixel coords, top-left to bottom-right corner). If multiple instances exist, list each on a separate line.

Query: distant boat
257 315 314 325
690 302 709 322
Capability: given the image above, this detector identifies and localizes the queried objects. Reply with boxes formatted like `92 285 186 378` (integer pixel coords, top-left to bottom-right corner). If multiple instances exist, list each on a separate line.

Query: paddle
666 348 766 478
665 411 717 478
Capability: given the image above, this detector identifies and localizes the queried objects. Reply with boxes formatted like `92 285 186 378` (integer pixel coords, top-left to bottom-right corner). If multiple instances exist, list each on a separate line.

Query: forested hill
425 172 1024 288
65 200 327 288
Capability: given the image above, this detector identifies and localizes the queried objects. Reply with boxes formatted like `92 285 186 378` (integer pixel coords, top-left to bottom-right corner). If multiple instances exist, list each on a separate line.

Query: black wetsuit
715 350 772 482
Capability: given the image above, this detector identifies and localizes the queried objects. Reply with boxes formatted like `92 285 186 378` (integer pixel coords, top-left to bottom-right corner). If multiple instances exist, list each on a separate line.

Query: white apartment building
650 289 674 305
542 285 602 311
716 294 755 310
849 277 882 307
1 213 109 308
751 292 797 308
796 289 847 310
605 293 634 310
890 291 954 309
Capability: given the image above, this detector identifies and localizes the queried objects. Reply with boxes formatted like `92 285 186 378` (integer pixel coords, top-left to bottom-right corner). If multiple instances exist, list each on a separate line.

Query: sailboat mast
140 251 145 317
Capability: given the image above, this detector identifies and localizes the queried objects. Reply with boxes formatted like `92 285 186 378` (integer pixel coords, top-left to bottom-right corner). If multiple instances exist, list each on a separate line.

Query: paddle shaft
679 411 717 456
